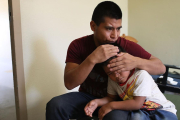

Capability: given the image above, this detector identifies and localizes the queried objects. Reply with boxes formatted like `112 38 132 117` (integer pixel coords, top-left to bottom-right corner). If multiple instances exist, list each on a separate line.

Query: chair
152 64 180 93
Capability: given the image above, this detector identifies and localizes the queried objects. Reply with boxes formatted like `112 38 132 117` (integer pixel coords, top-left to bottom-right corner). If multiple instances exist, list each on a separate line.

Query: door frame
8 0 27 120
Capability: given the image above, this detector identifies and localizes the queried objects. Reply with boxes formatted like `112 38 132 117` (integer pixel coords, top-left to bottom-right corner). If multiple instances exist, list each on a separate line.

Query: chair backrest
121 34 138 43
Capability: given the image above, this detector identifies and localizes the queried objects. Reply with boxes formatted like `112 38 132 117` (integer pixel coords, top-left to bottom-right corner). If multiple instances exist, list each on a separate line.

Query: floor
0 58 16 120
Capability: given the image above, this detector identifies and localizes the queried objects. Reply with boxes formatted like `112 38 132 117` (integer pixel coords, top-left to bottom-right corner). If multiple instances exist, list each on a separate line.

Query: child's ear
90 21 96 31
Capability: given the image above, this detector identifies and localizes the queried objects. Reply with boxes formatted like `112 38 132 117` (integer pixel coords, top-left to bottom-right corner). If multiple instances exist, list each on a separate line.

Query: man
46 1 165 120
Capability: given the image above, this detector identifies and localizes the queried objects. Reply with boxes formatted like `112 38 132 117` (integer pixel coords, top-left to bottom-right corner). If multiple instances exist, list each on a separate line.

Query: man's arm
108 53 166 75
64 45 119 90
64 61 95 90
136 55 166 75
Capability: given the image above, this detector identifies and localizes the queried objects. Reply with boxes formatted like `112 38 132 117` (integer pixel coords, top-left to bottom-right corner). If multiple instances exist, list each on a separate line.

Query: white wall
0 0 16 120
129 0 180 66
0 1 11 60
20 0 128 120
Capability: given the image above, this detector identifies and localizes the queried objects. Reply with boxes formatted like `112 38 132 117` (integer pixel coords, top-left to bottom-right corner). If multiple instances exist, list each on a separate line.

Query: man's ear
90 21 96 32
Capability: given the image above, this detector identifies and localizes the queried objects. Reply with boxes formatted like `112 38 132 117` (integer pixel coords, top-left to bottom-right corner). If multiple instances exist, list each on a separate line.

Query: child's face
103 66 130 83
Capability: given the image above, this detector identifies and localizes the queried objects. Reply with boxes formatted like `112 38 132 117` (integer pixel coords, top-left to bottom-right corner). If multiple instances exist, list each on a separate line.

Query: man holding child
46 1 177 120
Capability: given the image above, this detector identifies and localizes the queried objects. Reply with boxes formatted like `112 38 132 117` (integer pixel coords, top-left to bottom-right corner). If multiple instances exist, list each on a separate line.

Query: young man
46 1 166 120
84 47 177 120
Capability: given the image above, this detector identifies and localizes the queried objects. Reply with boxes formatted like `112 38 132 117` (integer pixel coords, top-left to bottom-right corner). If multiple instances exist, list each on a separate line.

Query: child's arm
110 96 146 110
84 94 117 117
96 93 118 106
98 96 146 120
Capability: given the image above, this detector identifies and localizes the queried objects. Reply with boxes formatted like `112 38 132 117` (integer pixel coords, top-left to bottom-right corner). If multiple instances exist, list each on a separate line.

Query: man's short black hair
92 1 122 26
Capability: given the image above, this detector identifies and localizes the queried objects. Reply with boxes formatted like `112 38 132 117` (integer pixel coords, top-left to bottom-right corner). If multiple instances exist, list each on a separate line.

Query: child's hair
101 43 126 67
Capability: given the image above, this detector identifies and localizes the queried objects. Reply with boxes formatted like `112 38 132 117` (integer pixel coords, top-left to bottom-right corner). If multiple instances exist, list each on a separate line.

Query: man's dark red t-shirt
65 34 151 98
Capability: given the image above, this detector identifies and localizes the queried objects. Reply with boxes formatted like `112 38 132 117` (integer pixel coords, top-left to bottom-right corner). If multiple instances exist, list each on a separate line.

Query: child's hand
98 103 112 120
84 100 98 117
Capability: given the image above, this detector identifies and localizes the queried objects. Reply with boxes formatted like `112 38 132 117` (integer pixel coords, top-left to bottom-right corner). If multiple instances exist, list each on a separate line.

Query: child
84 46 177 120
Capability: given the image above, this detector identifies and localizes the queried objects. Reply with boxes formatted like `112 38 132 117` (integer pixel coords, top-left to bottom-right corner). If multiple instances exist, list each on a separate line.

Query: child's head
102 46 130 84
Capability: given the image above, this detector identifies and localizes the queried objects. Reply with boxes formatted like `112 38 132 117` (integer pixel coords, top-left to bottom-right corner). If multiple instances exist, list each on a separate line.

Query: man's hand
98 103 113 120
107 53 166 75
84 100 98 117
88 45 119 64
107 52 139 73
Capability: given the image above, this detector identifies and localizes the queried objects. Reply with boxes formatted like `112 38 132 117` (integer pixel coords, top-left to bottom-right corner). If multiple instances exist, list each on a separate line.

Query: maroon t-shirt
65 34 151 98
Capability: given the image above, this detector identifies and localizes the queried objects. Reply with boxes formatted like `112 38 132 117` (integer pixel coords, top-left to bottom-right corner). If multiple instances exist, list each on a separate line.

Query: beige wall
129 0 180 66
20 1 128 120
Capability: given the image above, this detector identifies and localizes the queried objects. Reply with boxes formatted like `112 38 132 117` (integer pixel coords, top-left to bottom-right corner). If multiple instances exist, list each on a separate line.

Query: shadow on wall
25 38 66 120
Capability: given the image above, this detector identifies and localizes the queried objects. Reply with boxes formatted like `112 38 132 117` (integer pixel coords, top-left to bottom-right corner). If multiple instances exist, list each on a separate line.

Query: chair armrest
156 64 180 93
164 64 180 70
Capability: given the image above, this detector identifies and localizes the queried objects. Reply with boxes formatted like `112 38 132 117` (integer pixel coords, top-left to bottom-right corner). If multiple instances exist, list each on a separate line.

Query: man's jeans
46 92 177 120
46 92 129 120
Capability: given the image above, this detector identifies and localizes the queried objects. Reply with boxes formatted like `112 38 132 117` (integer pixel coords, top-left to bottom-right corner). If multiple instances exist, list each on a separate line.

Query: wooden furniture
121 34 138 43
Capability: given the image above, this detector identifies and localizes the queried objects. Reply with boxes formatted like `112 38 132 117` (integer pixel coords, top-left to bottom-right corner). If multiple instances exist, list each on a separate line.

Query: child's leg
150 110 178 120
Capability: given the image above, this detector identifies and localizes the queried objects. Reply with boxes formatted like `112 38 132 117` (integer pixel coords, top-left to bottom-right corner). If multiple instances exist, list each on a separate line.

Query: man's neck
93 35 100 47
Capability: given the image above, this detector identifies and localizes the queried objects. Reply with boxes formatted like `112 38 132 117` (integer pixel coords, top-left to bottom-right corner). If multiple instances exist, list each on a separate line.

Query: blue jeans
46 92 177 120
46 92 129 120
129 109 178 120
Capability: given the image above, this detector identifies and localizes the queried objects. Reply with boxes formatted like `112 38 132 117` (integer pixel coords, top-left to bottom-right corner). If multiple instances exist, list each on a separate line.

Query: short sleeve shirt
108 69 177 114
65 34 151 97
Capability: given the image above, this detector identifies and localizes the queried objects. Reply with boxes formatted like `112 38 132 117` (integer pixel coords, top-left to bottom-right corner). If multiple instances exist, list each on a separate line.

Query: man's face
103 65 130 84
92 17 122 46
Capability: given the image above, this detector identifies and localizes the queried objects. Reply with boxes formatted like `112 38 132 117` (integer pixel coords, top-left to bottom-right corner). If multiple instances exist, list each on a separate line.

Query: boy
84 46 177 120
